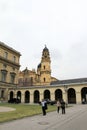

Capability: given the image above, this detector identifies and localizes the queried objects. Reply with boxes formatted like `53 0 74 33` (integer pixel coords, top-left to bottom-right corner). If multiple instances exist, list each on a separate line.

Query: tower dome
42 45 50 59
37 63 41 68
43 45 49 52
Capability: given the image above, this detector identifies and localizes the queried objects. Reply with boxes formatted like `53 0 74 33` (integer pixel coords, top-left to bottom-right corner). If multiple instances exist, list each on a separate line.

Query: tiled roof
50 78 87 85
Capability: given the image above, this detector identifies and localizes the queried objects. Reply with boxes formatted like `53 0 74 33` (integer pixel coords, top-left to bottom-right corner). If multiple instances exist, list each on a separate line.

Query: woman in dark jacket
61 99 66 114
41 99 47 116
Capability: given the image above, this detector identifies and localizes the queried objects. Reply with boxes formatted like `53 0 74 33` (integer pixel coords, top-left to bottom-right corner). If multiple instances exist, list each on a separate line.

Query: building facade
0 42 21 101
0 42 87 104
8 45 87 104
18 45 57 87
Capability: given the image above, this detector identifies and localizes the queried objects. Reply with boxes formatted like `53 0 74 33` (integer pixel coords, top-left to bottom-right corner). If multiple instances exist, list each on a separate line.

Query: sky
0 0 87 80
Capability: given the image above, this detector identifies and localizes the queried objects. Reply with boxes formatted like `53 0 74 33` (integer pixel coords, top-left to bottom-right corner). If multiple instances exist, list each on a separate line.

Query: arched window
4 52 8 59
44 78 46 82
44 65 45 69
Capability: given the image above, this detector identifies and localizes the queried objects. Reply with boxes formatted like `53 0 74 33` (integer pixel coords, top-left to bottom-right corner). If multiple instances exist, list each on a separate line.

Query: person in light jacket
56 99 61 113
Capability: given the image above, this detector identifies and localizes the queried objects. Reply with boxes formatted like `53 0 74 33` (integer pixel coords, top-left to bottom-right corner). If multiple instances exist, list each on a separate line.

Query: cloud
0 0 87 80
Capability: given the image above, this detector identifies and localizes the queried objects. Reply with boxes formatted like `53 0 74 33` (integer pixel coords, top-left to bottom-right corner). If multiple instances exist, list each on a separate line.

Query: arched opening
25 91 30 103
9 91 13 100
44 90 50 100
81 87 87 103
34 90 40 103
55 89 62 101
68 88 76 104
17 91 21 103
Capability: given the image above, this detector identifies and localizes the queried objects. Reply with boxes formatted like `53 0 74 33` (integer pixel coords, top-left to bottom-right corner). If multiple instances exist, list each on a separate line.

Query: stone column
63 92 66 102
21 93 25 103
51 92 55 100
13 90 17 98
63 86 68 104
30 90 34 103
8 93 10 100
4 88 8 101
76 91 81 104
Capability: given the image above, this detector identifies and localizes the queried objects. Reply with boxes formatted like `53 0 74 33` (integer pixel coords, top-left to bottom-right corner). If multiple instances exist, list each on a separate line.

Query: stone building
0 42 87 104
0 42 21 101
8 45 87 104
18 45 57 87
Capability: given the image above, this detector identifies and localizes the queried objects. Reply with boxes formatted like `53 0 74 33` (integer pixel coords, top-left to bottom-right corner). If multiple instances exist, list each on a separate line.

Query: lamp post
64 85 68 105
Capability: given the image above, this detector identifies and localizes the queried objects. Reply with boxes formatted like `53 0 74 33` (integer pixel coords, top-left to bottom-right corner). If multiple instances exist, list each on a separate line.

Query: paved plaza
0 104 87 130
0 106 15 112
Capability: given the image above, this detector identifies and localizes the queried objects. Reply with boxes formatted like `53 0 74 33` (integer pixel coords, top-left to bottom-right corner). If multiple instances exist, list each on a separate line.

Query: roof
0 41 21 56
50 78 87 85
43 45 49 52
37 63 41 68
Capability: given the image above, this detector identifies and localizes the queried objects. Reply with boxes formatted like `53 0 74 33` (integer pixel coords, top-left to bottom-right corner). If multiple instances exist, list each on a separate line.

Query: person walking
61 99 66 114
56 99 61 113
41 99 47 116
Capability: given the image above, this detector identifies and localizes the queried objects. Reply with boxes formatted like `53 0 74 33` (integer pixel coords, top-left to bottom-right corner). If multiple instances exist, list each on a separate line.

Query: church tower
40 45 51 85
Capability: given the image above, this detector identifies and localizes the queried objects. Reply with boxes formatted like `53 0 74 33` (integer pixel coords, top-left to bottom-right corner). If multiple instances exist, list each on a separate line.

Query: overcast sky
0 0 87 80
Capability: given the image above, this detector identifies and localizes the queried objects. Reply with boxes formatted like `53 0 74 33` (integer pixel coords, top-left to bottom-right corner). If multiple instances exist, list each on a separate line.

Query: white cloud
0 0 87 79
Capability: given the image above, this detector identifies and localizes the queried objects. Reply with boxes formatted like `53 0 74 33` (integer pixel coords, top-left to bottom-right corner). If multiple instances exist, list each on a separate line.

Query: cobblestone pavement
0 104 87 130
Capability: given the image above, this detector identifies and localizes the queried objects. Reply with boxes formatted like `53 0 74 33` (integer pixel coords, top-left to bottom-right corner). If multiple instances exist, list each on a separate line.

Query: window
11 75 15 83
44 77 46 82
4 52 8 59
13 56 16 62
10 72 16 83
44 65 45 70
1 90 4 98
1 70 7 82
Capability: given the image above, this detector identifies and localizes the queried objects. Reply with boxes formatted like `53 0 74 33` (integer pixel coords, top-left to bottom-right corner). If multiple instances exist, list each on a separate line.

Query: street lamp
64 85 68 105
